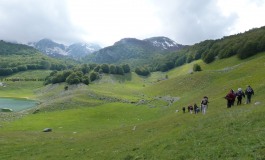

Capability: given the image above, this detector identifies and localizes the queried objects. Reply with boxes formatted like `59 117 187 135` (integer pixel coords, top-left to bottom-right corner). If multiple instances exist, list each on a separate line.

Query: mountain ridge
85 36 185 67
28 39 102 59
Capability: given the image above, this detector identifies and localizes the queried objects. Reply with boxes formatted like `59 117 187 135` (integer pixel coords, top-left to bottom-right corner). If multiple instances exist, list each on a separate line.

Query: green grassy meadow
0 53 265 159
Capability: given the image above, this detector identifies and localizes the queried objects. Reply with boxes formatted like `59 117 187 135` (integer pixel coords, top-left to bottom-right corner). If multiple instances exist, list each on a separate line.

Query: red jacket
226 92 235 101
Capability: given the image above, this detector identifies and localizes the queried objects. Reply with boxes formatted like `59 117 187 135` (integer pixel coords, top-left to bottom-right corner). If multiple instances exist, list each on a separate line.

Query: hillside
85 37 184 69
0 52 264 159
0 40 76 76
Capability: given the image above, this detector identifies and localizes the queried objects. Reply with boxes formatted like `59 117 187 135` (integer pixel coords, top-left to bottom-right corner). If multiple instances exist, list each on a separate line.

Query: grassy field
0 53 265 159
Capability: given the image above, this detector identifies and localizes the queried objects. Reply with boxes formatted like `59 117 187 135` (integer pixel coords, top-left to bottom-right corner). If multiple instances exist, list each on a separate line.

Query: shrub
135 67 150 76
66 73 81 85
101 64 110 73
122 64 131 73
193 64 202 72
82 75 90 85
90 72 99 82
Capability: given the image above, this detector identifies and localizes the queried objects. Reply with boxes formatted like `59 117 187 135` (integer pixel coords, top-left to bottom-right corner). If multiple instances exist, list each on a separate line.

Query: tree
39 60 51 69
202 51 215 64
82 75 90 85
116 65 124 75
101 64 110 73
62 70 73 82
51 73 64 84
193 64 202 72
122 64 130 73
81 64 90 74
0 68 13 76
66 72 81 85
237 41 258 59
175 56 186 67
135 67 150 76
186 54 193 63
94 65 101 72
90 71 99 82
17 65 27 71
109 65 117 74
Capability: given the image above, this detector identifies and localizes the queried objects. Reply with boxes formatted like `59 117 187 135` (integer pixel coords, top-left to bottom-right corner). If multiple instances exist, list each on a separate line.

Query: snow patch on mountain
29 39 101 59
144 37 182 50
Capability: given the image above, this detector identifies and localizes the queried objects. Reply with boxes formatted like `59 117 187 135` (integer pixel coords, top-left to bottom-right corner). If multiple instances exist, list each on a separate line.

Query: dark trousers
227 100 232 108
246 95 252 104
237 96 242 105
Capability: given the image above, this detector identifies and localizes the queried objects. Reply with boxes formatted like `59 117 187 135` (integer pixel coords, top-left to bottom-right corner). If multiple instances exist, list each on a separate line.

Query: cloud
150 0 238 44
0 0 264 46
0 0 82 44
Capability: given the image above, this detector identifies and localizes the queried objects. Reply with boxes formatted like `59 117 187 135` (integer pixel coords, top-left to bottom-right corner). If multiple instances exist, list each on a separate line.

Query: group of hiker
182 96 209 114
181 85 254 114
224 85 254 108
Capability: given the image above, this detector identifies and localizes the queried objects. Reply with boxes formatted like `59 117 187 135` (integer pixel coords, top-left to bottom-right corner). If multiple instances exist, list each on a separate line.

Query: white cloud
68 0 161 46
0 0 264 46
217 0 265 35
0 0 82 44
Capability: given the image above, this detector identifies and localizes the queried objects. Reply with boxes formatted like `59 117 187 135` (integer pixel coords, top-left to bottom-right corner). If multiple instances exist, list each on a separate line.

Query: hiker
236 88 245 105
225 89 235 108
201 96 209 114
187 105 193 114
182 107 186 113
231 89 236 106
245 85 254 104
194 103 199 114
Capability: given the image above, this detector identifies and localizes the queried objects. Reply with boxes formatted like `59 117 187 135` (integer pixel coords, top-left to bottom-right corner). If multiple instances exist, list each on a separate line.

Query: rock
1 108 13 112
33 109 40 114
43 128 52 132
132 126 136 131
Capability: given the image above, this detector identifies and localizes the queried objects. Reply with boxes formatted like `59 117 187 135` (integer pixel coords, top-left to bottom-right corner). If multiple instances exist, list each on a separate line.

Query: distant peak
114 38 143 45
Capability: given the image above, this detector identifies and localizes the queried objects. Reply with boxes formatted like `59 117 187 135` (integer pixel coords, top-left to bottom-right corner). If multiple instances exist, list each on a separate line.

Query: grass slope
0 53 265 159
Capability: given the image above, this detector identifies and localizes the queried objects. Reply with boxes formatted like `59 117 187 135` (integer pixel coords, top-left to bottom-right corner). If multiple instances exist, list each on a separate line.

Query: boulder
43 128 52 132
1 108 13 112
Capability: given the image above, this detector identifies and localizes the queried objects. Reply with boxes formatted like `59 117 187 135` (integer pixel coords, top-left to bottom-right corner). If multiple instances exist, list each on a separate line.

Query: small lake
0 97 38 112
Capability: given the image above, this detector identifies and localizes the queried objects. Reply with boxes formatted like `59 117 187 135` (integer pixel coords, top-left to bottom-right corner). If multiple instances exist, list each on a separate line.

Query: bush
109 65 117 74
17 65 28 71
90 72 99 82
82 75 90 85
101 64 110 73
122 64 131 73
116 66 124 75
193 64 202 72
0 68 13 76
66 73 82 85
135 67 150 76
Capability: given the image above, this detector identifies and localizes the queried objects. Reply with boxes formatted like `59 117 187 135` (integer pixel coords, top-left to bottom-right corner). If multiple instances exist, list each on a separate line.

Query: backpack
246 87 253 93
201 98 208 105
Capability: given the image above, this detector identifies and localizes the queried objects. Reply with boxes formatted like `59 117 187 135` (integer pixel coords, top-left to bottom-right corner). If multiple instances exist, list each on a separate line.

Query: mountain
85 37 184 66
0 40 39 55
0 40 75 76
28 39 101 59
143 36 182 51
67 42 101 60
28 39 67 58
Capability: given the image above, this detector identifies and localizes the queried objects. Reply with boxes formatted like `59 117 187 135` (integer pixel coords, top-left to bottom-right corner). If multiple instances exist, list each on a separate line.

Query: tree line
44 63 131 85
0 61 68 76
147 26 265 72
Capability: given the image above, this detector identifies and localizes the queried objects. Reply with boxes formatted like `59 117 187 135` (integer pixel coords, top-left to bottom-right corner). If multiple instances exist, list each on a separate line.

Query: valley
0 52 264 159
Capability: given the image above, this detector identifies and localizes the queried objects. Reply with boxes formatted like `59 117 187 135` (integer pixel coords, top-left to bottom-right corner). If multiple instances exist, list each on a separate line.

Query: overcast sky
0 0 265 47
